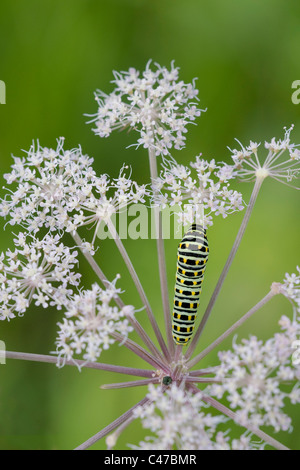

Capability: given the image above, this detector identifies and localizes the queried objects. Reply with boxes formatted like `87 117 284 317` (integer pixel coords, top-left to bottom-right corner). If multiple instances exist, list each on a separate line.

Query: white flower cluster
0 139 148 243
153 156 244 228
0 138 94 233
88 61 204 156
0 233 80 320
281 266 300 312
131 383 264 450
227 126 300 186
55 278 134 366
208 322 300 433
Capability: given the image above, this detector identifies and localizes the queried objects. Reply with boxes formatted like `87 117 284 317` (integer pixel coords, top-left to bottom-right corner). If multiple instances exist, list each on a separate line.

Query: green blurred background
0 0 299 450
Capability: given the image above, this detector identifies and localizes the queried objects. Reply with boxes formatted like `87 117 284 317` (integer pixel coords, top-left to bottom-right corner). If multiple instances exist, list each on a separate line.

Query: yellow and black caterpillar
172 224 209 345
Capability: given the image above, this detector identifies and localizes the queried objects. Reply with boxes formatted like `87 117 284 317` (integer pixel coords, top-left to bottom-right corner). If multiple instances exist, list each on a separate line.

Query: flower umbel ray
228 125 300 188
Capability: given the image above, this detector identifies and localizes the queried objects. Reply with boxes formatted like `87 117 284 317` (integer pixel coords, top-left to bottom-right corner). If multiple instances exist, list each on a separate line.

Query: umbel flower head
207 316 300 433
0 233 80 321
227 125 300 187
130 383 265 450
0 138 96 234
0 139 148 245
87 60 205 157
55 276 134 367
153 155 244 228
281 266 300 312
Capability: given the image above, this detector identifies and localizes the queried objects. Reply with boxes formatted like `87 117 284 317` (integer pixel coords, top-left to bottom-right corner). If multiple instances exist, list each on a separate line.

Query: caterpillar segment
172 224 209 345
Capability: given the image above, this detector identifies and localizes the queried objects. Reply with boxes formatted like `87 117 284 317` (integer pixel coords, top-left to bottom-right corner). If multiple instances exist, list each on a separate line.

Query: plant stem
5 351 154 377
74 396 150 450
188 366 220 376
71 231 125 310
174 344 183 363
72 230 163 359
111 332 169 371
185 377 221 384
200 391 289 451
106 218 171 362
185 177 263 360
101 378 159 389
187 289 276 369
125 312 167 363
148 147 174 355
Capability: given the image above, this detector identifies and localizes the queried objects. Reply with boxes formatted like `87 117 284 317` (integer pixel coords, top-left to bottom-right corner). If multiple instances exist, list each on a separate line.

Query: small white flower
281 266 300 311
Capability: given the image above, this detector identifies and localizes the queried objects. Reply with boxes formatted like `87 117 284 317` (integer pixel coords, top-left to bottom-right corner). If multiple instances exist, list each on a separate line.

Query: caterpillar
172 224 209 345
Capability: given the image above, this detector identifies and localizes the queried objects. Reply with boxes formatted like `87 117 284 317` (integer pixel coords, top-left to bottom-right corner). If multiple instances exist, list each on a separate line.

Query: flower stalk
148 146 174 355
106 217 171 362
5 351 154 377
74 396 150 450
185 176 264 360
187 288 277 368
200 392 290 451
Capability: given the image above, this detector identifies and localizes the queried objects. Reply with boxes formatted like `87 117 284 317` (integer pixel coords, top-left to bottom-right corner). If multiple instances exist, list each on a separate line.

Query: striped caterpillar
172 224 209 345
